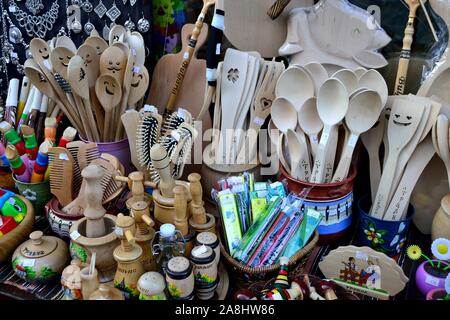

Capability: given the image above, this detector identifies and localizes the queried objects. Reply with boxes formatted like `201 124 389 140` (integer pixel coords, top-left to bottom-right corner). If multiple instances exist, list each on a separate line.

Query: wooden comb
66 140 86 197
48 147 74 206
77 142 100 171
89 158 125 204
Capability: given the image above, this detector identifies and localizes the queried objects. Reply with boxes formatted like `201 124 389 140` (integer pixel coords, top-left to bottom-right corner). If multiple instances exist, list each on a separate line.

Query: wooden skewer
393 0 422 95
165 0 216 115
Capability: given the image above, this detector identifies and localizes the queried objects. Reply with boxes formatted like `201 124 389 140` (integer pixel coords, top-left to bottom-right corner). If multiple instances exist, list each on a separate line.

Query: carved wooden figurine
131 201 157 271
113 213 145 299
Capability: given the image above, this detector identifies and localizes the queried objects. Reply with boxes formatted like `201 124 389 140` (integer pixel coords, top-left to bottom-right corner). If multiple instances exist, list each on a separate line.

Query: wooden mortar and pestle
130 201 157 272
150 144 192 226
187 173 216 234
69 164 120 283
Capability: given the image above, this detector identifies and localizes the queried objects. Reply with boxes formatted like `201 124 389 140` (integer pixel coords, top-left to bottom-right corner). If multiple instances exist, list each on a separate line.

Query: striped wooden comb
48 147 74 206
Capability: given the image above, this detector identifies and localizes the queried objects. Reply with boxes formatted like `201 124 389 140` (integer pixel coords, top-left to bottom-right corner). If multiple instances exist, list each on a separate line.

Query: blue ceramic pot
358 195 414 257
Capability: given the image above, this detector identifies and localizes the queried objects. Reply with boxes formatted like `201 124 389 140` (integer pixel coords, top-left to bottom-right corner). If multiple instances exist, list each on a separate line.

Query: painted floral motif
22 188 37 201
69 242 88 263
114 278 138 299
12 257 56 282
363 221 386 247
195 272 215 285
396 237 406 254
168 283 182 298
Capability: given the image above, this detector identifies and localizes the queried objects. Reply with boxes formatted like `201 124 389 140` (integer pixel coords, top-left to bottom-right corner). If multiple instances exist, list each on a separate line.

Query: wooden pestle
82 164 107 238
188 173 207 225
116 213 136 252
173 185 189 236
151 144 176 198
131 201 155 234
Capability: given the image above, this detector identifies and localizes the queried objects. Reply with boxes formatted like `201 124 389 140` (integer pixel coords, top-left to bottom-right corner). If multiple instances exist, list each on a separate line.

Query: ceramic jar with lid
190 245 218 300
195 232 220 266
165 256 194 300
61 259 82 300
12 231 69 283
137 272 167 300
89 284 125 300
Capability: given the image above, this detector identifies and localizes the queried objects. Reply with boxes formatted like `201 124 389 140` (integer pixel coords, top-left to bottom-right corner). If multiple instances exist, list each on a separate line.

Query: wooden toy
279 0 390 71
190 245 218 300
113 213 145 299
12 231 69 283
137 272 167 300
166 256 195 300
319 245 408 299
130 201 157 272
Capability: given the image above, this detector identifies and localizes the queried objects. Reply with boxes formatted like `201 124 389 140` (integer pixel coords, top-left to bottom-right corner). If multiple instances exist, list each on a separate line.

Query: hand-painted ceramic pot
45 197 84 239
12 231 69 283
358 195 414 258
279 164 356 244
13 175 52 215
415 260 450 296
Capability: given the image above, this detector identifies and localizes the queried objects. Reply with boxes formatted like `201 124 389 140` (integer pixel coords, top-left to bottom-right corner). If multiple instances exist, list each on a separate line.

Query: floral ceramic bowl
358 195 414 258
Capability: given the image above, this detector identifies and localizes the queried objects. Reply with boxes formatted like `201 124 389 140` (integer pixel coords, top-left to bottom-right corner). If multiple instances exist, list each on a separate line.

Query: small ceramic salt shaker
165 256 194 300
137 272 167 300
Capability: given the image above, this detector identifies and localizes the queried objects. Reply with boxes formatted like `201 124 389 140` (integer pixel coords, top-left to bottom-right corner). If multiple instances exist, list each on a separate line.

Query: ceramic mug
358 195 414 258
415 260 450 296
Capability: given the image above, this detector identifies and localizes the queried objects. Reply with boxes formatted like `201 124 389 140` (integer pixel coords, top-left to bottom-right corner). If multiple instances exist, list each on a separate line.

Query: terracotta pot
45 197 84 239
279 164 356 244
12 231 69 283
415 260 450 296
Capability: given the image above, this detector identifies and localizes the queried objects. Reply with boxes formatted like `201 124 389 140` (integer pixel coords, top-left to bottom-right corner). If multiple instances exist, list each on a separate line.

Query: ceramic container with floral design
12 231 69 283
358 195 414 258
190 245 218 300
415 260 450 296
166 256 194 300
13 176 51 215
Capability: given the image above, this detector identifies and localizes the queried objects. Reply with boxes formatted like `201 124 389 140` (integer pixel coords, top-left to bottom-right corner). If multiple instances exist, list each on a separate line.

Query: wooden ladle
298 97 323 158
271 97 298 133
95 74 122 142
310 78 349 183
332 89 382 182
275 66 314 111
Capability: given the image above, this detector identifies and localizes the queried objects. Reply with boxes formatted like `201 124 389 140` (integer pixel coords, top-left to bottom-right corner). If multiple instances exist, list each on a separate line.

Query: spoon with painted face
332 89 382 182
310 78 349 183
298 97 323 158
95 74 122 142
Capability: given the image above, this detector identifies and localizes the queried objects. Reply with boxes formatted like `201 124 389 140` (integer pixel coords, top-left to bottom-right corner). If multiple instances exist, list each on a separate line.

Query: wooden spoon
50 47 74 80
99 46 127 85
332 89 382 182
271 97 298 133
128 64 149 107
358 69 388 107
95 74 122 142
68 55 100 141
331 69 357 95
276 66 314 111
277 132 290 172
84 36 108 57
303 62 328 94
298 96 323 158
310 78 349 183
287 128 311 181
126 34 146 65
109 24 127 45
370 98 425 218
354 67 367 79
55 36 77 54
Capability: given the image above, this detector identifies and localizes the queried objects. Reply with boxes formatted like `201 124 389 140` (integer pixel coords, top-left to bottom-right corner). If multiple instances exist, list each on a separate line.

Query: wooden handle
332 134 358 182
393 1 420 95
142 214 155 228
165 3 213 112
188 173 203 206
267 0 291 20
173 185 189 236
125 229 135 244
151 144 175 198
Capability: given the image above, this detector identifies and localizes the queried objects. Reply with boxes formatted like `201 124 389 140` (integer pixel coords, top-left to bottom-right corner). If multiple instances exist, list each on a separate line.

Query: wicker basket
220 230 319 288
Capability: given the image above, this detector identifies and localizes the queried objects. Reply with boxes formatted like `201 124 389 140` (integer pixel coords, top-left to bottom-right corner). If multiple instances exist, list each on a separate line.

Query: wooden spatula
370 98 425 218
48 147 74 206
384 136 435 221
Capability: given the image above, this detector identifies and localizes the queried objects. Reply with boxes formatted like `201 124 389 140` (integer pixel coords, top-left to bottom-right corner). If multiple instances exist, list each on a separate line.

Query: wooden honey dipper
82 164 107 238
173 185 189 236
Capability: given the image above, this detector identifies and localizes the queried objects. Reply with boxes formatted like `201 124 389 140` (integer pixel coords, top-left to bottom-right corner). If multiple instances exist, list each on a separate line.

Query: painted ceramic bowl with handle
12 231 70 283
415 260 450 296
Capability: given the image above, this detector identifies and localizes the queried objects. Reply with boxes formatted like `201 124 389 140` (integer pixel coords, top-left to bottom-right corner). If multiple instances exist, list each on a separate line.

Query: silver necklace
8 0 59 38
25 0 44 15
2 10 30 75
0 0 9 88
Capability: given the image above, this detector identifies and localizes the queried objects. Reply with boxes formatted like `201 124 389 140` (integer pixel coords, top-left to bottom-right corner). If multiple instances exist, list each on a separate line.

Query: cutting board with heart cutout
147 23 211 130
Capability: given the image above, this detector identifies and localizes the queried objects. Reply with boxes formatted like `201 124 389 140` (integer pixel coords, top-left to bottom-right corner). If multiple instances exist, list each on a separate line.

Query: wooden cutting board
147 23 211 129
224 0 313 58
